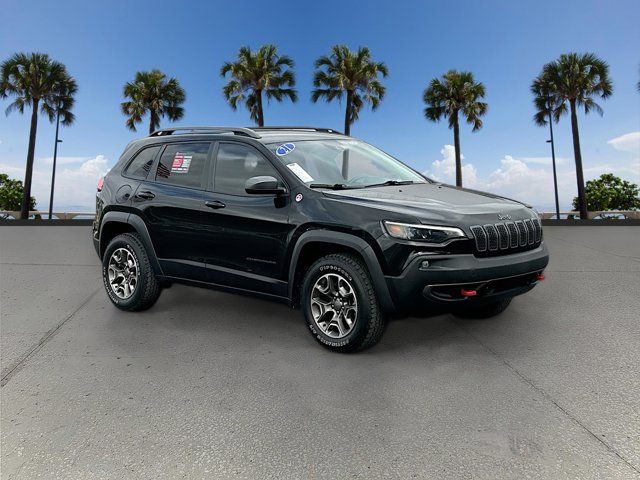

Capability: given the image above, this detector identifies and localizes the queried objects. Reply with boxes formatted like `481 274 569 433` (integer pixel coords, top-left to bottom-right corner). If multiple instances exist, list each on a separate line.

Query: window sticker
276 143 295 156
171 152 192 173
286 162 314 183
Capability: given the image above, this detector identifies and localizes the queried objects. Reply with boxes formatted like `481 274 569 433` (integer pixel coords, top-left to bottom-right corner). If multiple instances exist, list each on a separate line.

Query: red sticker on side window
171 153 192 173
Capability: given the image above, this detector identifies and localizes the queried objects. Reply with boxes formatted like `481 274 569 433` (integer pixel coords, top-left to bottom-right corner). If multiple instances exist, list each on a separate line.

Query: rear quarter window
124 146 161 179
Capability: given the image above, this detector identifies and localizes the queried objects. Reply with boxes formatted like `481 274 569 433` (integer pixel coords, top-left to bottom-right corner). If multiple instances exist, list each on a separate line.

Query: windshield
267 139 427 188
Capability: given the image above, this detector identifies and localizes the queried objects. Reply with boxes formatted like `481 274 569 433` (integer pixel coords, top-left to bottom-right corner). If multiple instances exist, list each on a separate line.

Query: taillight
97 177 104 192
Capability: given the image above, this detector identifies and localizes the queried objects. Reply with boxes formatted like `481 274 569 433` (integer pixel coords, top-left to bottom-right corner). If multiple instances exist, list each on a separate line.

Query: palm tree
423 70 487 188
47 74 78 219
0 52 77 219
531 74 563 219
220 45 297 126
121 70 185 135
311 45 388 135
538 53 613 219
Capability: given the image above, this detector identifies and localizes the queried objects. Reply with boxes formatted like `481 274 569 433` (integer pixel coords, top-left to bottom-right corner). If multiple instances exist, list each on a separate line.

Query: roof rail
252 126 343 135
149 126 261 139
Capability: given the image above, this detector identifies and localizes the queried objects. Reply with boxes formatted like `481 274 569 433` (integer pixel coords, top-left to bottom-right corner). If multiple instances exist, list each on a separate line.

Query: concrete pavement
1 225 639 479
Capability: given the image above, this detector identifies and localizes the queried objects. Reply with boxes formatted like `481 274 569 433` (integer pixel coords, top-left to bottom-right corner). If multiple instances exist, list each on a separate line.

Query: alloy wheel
107 247 138 299
310 273 358 338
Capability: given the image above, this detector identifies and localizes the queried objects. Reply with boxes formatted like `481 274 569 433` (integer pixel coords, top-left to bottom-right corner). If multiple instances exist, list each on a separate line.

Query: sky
1 0 639 211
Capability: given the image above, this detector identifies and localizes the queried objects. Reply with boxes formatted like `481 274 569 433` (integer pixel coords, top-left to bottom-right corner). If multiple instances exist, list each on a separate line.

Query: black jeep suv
93 126 549 352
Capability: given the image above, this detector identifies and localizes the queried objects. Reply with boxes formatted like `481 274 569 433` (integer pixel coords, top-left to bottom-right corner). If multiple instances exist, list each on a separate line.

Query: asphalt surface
1 225 639 479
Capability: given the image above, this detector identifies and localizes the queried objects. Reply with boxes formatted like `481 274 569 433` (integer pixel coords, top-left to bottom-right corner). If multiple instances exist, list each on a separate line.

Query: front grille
471 218 542 256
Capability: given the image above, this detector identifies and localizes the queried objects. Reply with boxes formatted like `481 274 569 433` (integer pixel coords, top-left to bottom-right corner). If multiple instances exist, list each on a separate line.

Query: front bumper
385 243 549 312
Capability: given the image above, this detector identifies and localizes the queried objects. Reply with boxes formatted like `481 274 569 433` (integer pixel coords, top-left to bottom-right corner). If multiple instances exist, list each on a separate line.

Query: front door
201 142 293 296
136 141 213 281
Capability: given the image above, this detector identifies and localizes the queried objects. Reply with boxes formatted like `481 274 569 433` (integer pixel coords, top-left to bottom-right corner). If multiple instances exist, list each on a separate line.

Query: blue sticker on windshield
276 143 295 156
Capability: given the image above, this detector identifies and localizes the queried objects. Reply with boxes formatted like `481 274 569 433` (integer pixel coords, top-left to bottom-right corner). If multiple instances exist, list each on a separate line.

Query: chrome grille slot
515 221 527 246
506 222 518 248
495 223 509 249
524 219 535 245
533 218 542 242
470 226 487 252
484 224 499 251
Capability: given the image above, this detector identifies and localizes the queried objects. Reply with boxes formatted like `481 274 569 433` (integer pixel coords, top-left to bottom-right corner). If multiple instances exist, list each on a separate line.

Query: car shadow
120 283 501 355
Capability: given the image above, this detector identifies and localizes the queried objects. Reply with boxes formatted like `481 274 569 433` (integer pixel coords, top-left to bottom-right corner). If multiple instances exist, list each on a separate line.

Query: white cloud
423 144 640 211
517 156 568 166
426 145 479 188
607 131 640 154
40 156 90 166
484 155 576 208
0 155 108 211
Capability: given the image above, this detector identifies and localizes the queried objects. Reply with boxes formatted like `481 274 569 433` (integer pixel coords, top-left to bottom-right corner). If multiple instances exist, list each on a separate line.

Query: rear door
135 141 213 281
201 141 294 296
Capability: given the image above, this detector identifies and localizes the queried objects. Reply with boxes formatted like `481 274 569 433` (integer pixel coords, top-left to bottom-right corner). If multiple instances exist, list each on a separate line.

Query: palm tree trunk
256 90 264 127
340 90 353 179
452 111 462 187
344 90 353 136
149 110 158 135
569 100 588 219
21 99 39 219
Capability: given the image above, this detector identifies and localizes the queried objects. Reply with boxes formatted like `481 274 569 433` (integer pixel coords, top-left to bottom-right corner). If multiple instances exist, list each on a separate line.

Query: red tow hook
460 288 477 297
536 273 545 281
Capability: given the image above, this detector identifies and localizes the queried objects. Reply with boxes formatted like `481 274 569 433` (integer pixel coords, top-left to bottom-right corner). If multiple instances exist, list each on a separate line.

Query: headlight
383 221 467 243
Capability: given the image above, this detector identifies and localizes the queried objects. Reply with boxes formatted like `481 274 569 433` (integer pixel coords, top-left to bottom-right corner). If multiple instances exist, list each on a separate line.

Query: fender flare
99 211 163 275
287 230 396 314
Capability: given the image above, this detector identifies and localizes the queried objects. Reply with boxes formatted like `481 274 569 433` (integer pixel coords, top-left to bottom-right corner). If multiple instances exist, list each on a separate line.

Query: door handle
135 190 155 200
205 200 226 209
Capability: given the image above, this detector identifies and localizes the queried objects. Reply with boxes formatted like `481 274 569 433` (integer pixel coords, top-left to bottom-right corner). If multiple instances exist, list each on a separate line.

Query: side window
155 143 210 189
124 146 160 179
214 143 280 196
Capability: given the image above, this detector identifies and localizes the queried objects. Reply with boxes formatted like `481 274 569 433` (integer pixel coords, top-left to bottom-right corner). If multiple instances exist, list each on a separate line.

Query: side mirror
245 176 286 195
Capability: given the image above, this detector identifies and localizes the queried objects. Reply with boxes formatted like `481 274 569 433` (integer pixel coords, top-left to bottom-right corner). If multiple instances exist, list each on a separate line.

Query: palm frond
310 45 388 129
219 44 297 123
423 70 487 131
1 52 77 125
121 69 185 131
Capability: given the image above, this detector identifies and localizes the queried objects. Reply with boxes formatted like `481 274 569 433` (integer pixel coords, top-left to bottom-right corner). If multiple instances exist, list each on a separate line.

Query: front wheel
301 253 385 352
453 298 512 319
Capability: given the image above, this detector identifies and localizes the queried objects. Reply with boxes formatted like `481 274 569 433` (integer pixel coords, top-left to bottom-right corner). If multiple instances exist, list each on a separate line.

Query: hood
322 183 536 226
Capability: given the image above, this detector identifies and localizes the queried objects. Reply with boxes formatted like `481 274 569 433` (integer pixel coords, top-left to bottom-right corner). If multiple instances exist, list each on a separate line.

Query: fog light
420 260 430 270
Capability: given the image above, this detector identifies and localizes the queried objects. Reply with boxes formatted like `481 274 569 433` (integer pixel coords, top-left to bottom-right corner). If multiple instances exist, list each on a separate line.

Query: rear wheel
453 298 512 319
102 233 161 311
301 253 385 352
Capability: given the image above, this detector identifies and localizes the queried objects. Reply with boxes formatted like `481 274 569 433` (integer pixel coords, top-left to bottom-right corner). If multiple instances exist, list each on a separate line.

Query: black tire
453 298 512 319
301 253 385 352
102 233 161 311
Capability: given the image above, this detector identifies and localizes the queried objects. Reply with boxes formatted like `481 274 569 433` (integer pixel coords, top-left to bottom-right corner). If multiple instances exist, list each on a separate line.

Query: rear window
124 146 160 179
155 143 210 189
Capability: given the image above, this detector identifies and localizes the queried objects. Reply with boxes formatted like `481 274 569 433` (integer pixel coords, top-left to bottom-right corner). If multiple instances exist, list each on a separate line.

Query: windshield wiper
309 183 359 190
363 180 417 188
